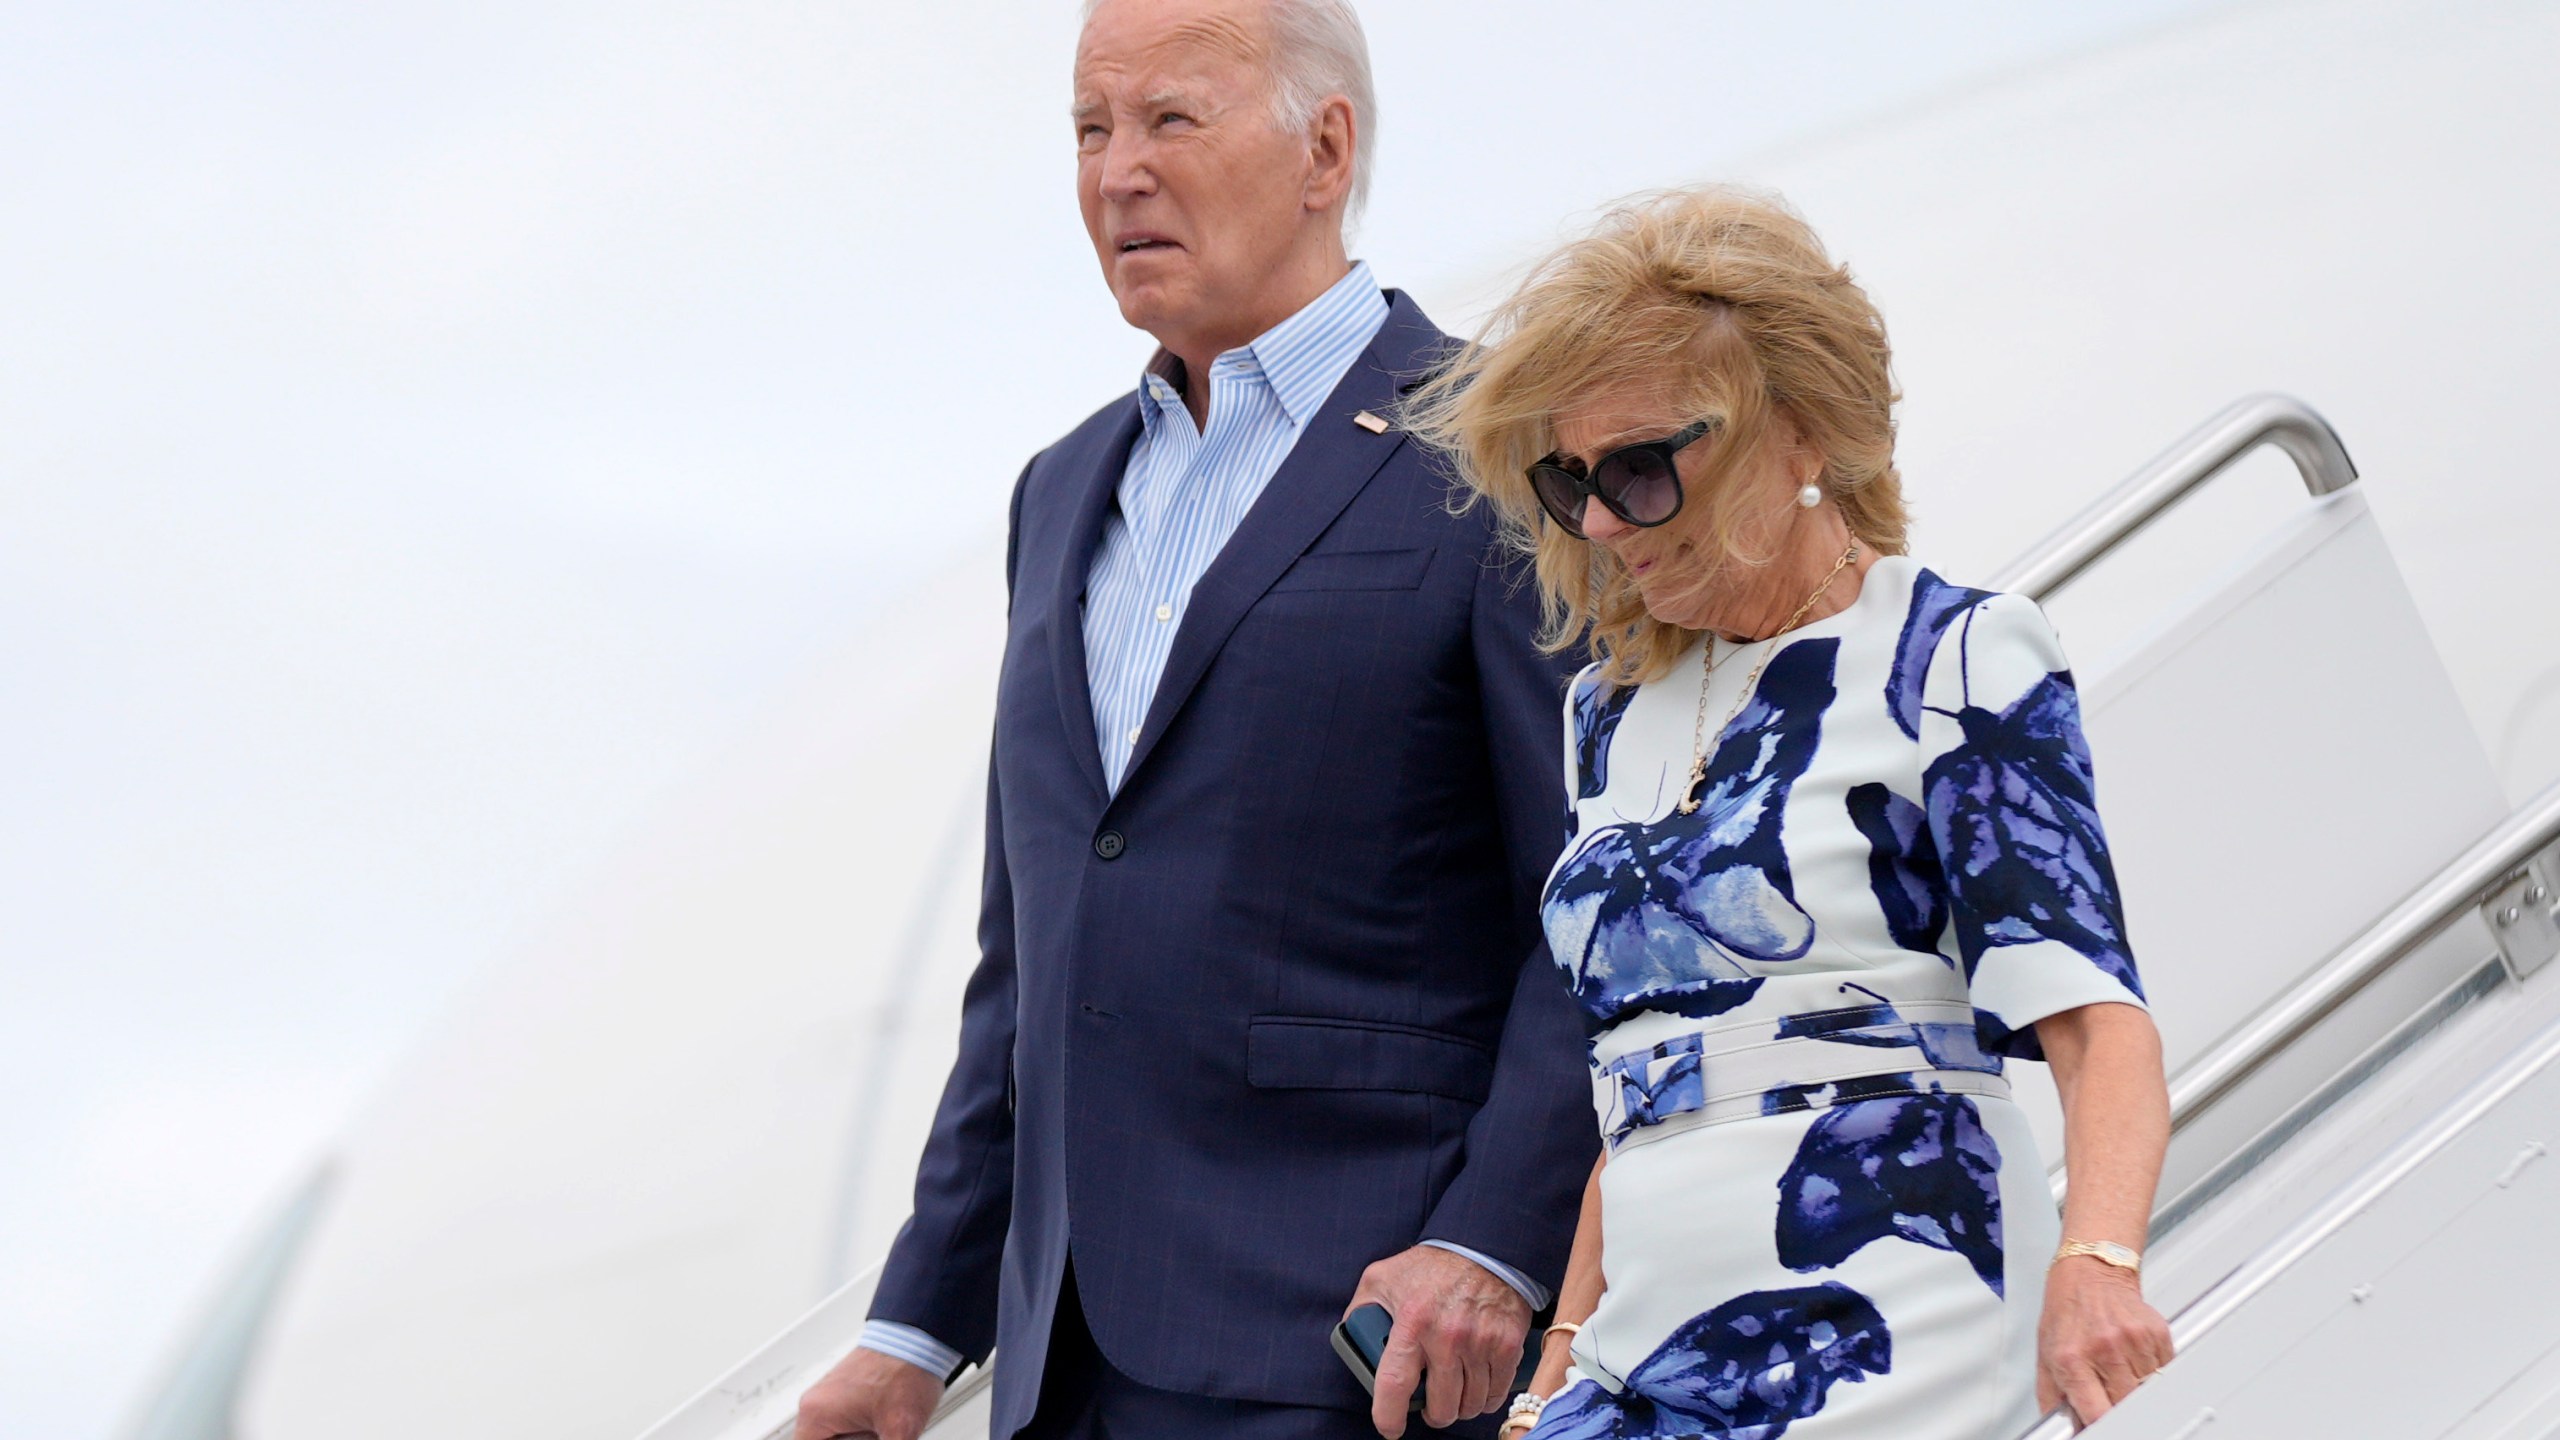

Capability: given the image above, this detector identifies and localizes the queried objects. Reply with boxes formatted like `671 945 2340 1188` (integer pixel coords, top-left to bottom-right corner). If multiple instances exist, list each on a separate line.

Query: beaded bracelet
1500 1324 1585 1436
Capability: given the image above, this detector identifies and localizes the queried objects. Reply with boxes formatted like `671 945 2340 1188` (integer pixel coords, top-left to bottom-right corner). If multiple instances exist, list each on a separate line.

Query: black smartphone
1331 1303 1417 1411
1330 1303 1544 1411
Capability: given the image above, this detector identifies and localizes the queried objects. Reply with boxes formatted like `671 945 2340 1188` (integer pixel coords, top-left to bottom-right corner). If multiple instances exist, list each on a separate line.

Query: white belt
1593 999 2009 1151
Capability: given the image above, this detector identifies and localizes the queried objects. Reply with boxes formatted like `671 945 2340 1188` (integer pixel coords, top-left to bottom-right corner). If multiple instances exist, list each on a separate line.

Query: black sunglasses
1527 418 1720 538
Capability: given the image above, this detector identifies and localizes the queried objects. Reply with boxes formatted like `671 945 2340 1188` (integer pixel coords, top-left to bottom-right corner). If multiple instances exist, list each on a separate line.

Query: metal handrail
2170 1014 2560 1345
931 1364 997 1429
631 1254 992 1440
1994 393 2358 601
2012 782 2560 1434
2018 1009 2560 1440
2168 779 2560 1128
2022 392 2356 1205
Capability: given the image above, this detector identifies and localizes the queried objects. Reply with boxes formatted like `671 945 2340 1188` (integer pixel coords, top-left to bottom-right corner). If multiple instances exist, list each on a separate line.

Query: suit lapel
1118 294 1450 791
1047 400 1144 805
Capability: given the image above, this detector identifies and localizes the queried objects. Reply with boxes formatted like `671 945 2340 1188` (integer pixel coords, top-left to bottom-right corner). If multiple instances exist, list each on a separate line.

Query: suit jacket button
1094 829 1126 861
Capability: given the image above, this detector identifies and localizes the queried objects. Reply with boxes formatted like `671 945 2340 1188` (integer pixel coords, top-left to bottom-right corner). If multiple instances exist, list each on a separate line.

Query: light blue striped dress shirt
857 263 1548 1383
1083 260 1388 793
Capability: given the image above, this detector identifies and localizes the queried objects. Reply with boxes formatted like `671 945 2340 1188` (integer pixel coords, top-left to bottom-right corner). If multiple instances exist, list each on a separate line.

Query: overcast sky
0 4 2243 1436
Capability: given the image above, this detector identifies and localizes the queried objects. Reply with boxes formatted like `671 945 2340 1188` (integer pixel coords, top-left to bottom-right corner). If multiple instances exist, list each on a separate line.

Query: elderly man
796 2 1592 1436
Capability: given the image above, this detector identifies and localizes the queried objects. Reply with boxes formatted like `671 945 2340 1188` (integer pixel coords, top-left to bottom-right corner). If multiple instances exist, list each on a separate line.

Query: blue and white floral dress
1530 556 2148 1440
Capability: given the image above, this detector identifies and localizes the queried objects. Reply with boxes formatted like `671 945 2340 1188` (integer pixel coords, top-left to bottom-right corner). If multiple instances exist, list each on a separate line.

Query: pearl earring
1796 482 1823 509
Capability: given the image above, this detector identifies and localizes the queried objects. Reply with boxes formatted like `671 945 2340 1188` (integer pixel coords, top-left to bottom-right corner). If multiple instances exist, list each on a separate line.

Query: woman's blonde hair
1403 185 1907 685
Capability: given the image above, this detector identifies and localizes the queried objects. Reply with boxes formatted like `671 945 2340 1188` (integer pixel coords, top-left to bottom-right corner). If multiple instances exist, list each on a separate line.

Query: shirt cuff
855 1320 964 1382
1423 1239 1554 1313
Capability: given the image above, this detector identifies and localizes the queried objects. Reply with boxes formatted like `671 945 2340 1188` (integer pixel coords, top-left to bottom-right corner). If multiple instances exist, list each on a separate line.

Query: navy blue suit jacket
870 292 1597 1431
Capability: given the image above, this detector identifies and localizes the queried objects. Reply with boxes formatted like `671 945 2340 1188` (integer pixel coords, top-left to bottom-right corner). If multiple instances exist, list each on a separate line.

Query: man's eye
1156 111 1191 128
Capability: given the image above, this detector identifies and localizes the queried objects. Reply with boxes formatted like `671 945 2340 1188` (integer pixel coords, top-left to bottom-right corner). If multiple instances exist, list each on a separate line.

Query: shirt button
1094 829 1126 861
1155 603 1172 622
1128 727 1142 745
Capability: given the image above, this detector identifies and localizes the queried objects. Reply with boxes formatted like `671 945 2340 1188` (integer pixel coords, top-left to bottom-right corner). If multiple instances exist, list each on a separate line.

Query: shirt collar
1138 261 1387 429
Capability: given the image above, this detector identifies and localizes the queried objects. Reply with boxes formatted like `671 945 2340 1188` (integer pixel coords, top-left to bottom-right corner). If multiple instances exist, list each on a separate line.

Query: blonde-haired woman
1405 187 2174 1439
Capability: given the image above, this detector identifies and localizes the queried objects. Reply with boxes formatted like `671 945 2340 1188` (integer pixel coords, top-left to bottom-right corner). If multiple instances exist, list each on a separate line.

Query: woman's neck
1710 511 1878 643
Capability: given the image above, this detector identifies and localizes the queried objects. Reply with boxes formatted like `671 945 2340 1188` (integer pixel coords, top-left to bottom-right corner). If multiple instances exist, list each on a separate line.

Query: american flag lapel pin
1352 410 1390 434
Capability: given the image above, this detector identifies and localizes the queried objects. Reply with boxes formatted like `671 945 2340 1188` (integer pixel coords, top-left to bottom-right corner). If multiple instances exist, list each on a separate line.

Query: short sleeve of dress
1916 591 2147 1059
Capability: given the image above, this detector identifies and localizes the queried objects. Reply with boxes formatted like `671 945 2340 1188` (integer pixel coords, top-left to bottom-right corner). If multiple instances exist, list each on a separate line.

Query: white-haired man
796 3 1593 1436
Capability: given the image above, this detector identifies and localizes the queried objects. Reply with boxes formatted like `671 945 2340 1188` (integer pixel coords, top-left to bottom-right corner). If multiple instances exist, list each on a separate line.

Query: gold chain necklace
1678 539 1861 815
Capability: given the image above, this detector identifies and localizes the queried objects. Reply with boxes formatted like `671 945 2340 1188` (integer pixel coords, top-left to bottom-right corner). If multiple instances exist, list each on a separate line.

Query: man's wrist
1421 1239 1552 1312
854 1320 964 1382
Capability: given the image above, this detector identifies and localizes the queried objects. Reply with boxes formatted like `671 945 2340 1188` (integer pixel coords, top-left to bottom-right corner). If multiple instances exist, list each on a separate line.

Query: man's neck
1163 248 1354 429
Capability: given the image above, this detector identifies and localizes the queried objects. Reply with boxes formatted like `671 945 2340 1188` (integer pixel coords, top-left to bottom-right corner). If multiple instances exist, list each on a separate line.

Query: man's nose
1098 130 1155 200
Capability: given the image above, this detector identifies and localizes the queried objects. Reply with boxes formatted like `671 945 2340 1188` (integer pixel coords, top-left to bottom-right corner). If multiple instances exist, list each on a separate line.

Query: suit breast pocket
1266 545 1436 594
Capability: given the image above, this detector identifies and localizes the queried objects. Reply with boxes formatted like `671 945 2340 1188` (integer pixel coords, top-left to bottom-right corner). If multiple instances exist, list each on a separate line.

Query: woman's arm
2034 1000 2175 1424
1523 1152 1607 1404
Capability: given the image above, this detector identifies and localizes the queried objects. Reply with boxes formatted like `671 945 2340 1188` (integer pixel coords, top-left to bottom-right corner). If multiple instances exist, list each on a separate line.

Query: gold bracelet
1541 1321 1583 1344
2052 1239 2142 1274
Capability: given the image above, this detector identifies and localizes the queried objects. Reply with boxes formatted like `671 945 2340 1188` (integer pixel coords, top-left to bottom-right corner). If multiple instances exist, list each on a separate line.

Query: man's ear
1304 94 1357 213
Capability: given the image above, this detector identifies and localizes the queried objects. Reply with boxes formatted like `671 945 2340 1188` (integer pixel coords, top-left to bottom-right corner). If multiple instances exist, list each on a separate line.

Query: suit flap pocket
1267 546 1436 593
1247 1016 1494 1103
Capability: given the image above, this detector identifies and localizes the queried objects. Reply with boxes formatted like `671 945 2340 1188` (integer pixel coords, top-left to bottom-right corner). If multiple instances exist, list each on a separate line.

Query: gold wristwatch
2053 1239 2142 1274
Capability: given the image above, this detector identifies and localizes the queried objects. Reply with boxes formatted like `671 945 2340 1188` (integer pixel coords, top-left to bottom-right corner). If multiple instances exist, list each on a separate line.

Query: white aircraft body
123 2 2560 1437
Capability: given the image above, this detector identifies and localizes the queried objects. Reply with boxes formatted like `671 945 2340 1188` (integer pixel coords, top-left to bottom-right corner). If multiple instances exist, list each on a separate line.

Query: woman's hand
2036 1255 2172 1424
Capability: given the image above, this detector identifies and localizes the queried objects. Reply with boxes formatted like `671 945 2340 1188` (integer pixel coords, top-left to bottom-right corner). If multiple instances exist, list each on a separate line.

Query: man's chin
1110 282 1194 342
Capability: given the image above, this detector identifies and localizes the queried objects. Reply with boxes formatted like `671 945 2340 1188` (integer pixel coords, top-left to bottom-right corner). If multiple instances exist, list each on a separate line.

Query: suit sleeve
866 459 1038 1363
1417 527 1601 1294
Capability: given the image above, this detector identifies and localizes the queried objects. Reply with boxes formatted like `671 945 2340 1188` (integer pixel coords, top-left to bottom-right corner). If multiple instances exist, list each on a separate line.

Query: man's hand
794 1346 945 1440
1346 1245 1532 1439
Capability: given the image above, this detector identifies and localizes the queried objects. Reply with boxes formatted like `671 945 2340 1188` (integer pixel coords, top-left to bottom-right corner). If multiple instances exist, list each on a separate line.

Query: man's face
1073 0 1322 352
